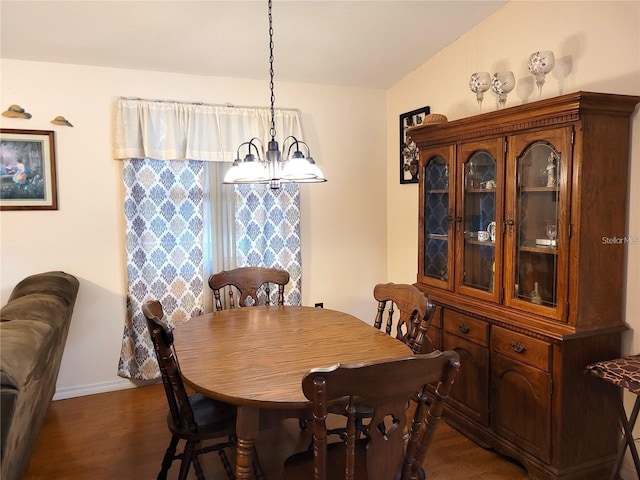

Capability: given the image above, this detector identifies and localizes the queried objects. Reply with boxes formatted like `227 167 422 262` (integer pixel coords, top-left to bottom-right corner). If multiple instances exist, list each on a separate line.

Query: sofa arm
0 271 79 480
6 271 79 306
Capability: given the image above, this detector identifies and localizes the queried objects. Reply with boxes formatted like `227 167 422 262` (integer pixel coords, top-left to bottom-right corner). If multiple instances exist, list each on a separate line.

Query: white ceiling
0 0 506 89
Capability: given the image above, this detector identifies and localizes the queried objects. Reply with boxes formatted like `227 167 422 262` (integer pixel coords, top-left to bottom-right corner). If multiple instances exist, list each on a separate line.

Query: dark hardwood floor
24 384 529 479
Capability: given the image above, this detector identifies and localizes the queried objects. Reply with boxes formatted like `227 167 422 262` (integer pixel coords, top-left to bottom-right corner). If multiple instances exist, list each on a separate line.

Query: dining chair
208 266 290 310
327 283 437 440
283 350 460 480
373 282 435 354
143 300 264 480
209 266 310 433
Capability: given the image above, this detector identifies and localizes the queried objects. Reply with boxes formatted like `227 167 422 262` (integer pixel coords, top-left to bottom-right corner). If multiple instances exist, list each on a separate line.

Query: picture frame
0 129 58 210
400 106 430 184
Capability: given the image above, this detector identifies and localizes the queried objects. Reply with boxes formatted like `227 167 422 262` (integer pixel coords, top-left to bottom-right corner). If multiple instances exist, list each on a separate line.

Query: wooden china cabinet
412 92 639 480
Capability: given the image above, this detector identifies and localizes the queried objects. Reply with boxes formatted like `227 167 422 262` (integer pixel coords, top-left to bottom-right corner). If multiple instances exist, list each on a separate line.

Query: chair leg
218 449 235 480
158 435 179 480
253 445 266 480
192 453 206 480
178 441 195 480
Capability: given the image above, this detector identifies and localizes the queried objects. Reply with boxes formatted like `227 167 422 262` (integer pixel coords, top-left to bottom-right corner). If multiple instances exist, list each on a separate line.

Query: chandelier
223 0 326 190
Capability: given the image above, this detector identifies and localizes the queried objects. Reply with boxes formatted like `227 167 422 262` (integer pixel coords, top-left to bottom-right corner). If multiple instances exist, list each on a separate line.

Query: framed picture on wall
400 106 430 184
0 129 58 210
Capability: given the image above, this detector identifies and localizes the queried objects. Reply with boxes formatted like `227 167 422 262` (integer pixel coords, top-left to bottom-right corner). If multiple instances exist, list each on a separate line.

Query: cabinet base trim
443 410 617 480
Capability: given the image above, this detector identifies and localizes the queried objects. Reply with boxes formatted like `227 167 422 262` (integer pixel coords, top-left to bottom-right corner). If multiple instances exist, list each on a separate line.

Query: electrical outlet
314 302 324 308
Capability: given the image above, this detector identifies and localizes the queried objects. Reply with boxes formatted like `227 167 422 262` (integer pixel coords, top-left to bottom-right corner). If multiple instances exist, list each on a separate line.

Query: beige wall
0 61 387 396
387 0 640 353
1 0 638 404
387 4 640 469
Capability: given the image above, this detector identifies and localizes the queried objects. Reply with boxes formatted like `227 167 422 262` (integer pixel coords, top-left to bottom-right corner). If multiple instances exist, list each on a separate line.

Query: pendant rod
268 0 276 142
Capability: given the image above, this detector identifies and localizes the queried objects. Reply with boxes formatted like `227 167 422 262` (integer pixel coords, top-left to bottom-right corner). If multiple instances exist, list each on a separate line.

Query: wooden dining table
172 305 413 480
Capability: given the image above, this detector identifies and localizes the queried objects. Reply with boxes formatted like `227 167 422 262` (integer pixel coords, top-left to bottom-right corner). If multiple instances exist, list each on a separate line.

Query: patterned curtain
236 183 302 306
114 98 305 380
117 159 205 380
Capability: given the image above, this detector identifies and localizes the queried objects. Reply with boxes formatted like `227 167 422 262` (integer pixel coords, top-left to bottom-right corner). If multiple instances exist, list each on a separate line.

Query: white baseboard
52 378 138 400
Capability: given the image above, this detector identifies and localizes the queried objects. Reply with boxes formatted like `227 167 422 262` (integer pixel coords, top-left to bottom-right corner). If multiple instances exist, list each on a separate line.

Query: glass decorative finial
469 72 491 112
528 51 555 96
491 71 516 109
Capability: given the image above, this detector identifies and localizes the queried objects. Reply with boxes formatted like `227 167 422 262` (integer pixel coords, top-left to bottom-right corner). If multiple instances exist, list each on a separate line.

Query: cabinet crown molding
411 91 640 148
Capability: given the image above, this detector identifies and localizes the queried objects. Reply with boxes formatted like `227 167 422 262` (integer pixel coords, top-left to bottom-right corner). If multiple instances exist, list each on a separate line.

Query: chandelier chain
223 0 326 187
268 0 276 140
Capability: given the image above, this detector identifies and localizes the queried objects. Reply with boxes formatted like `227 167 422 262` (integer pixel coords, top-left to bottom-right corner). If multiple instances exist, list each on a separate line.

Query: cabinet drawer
491 325 551 372
443 310 488 347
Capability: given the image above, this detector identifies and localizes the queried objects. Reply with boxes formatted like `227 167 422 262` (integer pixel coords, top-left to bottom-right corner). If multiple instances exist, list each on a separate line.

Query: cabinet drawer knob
458 323 470 334
511 341 526 354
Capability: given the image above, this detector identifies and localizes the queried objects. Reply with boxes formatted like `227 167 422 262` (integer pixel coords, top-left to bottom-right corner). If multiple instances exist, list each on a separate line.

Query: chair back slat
373 283 435 353
310 377 328 480
209 267 290 310
402 358 458 478
302 351 460 480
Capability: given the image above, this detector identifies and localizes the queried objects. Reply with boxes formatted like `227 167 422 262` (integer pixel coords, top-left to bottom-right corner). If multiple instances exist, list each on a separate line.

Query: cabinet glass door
420 147 454 290
505 128 571 320
457 140 503 302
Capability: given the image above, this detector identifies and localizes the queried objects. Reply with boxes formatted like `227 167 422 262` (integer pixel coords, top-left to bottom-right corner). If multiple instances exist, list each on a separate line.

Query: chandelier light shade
224 0 326 189
280 137 326 182
223 138 270 184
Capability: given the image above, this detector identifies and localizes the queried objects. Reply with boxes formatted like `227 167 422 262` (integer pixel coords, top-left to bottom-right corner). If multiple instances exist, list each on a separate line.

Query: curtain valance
113 97 302 162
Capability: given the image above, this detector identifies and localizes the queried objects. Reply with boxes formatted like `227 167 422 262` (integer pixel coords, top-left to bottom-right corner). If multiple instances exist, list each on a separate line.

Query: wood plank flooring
24 384 529 479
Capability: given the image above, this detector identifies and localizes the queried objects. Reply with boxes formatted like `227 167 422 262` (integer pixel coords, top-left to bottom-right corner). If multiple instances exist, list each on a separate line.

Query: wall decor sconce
2 104 32 119
51 116 73 127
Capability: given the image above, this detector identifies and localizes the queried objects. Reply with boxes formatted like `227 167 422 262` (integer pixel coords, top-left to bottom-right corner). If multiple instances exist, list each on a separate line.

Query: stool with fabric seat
586 354 640 480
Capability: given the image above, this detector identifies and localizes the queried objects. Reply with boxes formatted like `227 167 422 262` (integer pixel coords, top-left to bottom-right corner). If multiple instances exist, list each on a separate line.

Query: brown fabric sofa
0 271 79 480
